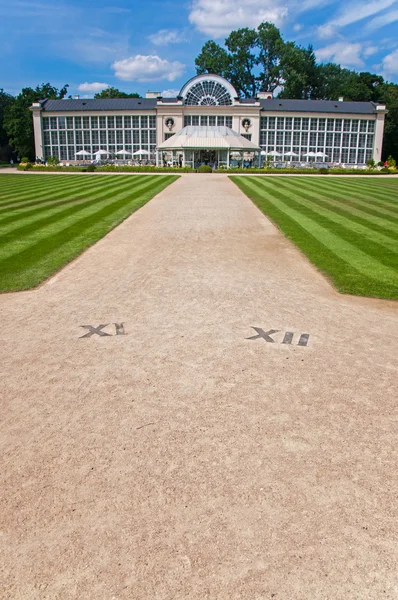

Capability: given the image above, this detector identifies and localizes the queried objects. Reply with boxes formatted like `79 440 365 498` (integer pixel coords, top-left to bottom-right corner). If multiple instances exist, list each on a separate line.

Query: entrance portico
157 125 260 169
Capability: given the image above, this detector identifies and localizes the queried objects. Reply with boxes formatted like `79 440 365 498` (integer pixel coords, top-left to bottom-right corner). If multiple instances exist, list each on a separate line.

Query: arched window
182 77 235 106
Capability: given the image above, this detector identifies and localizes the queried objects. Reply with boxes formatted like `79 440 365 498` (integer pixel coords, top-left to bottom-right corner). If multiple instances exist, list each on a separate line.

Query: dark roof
41 98 157 112
260 98 377 114
159 98 179 103
239 98 258 104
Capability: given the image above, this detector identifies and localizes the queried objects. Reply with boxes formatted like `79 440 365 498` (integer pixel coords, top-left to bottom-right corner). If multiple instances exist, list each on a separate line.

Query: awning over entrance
158 126 260 151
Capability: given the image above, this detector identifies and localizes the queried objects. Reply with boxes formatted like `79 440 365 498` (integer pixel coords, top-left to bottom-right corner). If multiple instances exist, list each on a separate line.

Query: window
141 116 148 128
99 116 106 129
366 135 374 148
82 117 90 129
334 133 341 147
43 117 50 130
51 131 58 145
67 131 74 145
149 116 156 128
342 133 350 147
124 116 131 128
260 117 267 129
327 119 334 131
260 131 267 145
301 131 308 145
84 131 90 144
132 116 139 128
108 131 115 144
268 117 276 129
310 118 318 130
74 117 82 129
59 131 66 144
184 116 191 126
100 131 107 145
141 130 149 144
309 132 317 146
368 121 375 133
350 134 357 147
302 118 309 130
285 117 293 130
284 131 292 145
192 115 199 126
326 133 333 146
90 117 98 129
343 120 351 131
107 116 115 129
276 132 284 145
209 116 216 126
226 117 233 128
277 117 284 130
133 131 139 144
359 134 366 148
164 133 174 140
360 120 367 132
293 118 301 130
241 134 252 140
43 132 50 145
335 119 342 131
268 131 275 145
318 118 326 131
50 117 57 130
58 117 66 129
67 117 74 129
200 116 208 126
116 130 123 144
318 132 325 146
184 79 233 106
116 116 123 129
150 130 156 144
217 116 225 126
92 131 99 144
124 130 132 144
351 120 359 132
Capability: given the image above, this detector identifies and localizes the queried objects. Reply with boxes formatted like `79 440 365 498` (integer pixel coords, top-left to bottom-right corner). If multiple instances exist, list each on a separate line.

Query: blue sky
1 0 398 98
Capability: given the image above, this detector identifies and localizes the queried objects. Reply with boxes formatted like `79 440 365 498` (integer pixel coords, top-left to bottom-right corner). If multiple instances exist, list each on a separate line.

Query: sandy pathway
1 174 397 599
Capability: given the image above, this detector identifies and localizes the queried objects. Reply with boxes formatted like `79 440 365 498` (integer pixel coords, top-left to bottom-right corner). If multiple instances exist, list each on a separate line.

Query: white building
30 74 387 167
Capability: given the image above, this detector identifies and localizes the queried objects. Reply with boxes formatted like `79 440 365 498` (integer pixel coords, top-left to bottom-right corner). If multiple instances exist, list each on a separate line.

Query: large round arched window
184 80 233 106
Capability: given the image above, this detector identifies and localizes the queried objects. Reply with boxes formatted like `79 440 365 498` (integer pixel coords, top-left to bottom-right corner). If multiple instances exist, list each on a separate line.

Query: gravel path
1 174 397 599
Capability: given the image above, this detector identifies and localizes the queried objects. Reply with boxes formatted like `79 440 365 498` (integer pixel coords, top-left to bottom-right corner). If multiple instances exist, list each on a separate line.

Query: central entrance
195 150 217 166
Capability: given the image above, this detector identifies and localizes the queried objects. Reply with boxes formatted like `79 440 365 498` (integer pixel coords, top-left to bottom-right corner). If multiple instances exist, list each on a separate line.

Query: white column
373 108 387 163
156 151 159 167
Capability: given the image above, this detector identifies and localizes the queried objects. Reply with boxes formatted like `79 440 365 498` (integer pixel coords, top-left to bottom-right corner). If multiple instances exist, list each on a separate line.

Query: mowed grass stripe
0 177 110 211
303 178 398 216
0 175 87 202
0 175 178 292
0 176 161 259
263 179 398 269
231 176 398 299
277 177 398 234
0 176 157 231
273 178 398 245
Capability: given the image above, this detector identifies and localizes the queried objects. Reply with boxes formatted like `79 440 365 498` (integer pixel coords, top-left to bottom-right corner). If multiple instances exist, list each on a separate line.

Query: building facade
30 74 387 166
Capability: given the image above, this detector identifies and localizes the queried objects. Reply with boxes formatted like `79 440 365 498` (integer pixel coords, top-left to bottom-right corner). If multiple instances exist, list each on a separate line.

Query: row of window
42 115 157 130
43 145 157 160
260 117 375 133
184 115 233 128
43 130 157 146
260 131 374 149
260 148 373 164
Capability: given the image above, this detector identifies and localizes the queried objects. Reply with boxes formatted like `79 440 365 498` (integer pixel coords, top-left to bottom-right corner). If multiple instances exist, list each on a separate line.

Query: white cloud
77 82 110 93
381 48 398 77
363 45 378 58
316 42 366 68
148 29 188 45
161 88 180 97
112 55 185 82
365 9 398 32
189 0 288 37
316 24 338 39
293 23 302 32
324 0 396 29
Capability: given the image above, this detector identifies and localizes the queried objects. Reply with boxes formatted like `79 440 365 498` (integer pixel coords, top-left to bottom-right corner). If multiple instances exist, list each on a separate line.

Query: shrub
21 157 30 163
379 167 391 174
378 161 384 167
366 158 376 169
387 155 396 168
22 162 33 170
197 165 213 173
86 164 96 172
47 156 60 166
318 167 329 174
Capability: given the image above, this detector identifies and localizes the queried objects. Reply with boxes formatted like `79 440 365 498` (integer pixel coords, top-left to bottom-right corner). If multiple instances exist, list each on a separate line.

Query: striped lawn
231 176 398 300
0 174 178 292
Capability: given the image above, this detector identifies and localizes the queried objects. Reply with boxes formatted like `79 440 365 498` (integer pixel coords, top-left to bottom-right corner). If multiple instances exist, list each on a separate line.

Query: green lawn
0 174 178 292
231 176 398 300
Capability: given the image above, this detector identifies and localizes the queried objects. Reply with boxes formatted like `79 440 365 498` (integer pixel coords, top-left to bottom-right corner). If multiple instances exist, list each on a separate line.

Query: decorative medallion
165 117 175 131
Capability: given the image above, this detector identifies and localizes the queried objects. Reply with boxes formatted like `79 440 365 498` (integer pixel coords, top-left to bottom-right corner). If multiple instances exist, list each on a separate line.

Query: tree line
0 22 397 160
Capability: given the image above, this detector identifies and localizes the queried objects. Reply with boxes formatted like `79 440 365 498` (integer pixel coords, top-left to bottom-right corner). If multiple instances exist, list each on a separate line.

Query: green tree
256 22 284 93
94 87 141 99
195 40 231 79
225 28 258 97
4 83 68 159
0 89 15 148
